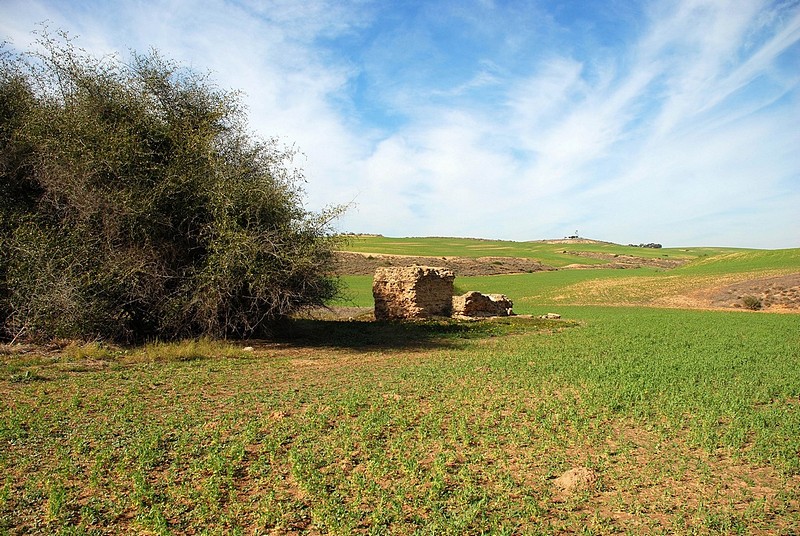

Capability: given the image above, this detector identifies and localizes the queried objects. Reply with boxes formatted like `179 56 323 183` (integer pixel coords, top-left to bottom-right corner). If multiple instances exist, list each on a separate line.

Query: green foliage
0 29 342 341
61 341 118 362
741 295 763 310
135 338 250 362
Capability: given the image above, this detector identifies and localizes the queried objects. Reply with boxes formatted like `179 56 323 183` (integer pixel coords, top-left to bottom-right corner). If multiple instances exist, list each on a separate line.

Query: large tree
0 30 342 342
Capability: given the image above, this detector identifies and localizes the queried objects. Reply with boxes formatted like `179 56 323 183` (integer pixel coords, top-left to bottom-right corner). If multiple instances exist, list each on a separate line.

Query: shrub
0 29 342 342
741 295 762 311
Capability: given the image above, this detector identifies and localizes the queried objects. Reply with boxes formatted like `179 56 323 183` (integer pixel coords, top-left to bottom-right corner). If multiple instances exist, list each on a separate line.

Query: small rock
243 346 254 352
540 313 561 319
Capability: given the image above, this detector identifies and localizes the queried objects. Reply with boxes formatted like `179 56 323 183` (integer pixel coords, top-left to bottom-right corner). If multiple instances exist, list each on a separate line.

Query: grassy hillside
678 248 800 275
335 237 800 312
336 270 664 313
339 235 746 267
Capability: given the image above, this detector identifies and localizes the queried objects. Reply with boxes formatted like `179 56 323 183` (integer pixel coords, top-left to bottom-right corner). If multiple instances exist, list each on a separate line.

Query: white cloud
2 0 798 246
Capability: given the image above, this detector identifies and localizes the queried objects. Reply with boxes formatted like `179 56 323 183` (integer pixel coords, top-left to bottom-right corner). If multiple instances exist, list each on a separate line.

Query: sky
1 0 799 248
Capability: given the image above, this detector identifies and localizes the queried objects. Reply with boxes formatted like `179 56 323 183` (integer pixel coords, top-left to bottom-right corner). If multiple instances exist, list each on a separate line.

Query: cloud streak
2 0 798 247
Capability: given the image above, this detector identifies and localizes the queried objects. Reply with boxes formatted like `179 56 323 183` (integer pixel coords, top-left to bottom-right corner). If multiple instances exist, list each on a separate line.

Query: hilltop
533 237 617 245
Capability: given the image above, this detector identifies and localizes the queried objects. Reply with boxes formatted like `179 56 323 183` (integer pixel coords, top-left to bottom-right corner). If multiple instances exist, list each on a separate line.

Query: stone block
373 266 455 320
452 291 514 318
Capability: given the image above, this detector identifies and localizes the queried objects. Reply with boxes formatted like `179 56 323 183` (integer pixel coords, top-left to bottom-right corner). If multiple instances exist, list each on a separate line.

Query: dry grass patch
550 271 800 311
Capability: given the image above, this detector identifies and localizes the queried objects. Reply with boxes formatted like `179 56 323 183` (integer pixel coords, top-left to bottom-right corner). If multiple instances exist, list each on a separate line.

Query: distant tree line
0 29 342 342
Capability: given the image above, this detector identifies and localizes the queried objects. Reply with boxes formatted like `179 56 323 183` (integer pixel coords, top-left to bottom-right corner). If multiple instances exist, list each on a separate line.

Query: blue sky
2 0 799 248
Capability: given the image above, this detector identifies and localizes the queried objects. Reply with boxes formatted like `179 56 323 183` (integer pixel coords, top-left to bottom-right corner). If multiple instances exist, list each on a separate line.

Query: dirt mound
553 467 598 493
335 251 552 276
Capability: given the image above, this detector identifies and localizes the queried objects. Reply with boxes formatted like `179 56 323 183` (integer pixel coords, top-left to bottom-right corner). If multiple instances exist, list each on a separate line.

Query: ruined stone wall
452 291 514 318
373 266 455 320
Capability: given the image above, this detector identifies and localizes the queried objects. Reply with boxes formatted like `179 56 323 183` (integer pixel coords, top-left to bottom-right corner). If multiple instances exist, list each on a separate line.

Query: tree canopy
0 30 342 342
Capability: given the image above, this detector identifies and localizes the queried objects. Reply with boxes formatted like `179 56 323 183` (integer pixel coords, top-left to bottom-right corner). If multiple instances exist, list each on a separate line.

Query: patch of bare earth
651 273 800 312
706 273 800 311
337 251 799 314
561 250 687 269
335 251 553 276
335 250 679 276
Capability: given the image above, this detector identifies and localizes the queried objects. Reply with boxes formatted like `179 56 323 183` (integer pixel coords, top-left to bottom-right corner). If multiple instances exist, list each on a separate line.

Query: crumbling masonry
372 265 514 320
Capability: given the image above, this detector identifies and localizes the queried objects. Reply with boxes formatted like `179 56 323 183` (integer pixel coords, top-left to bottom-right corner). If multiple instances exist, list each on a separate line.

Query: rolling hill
334 236 800 313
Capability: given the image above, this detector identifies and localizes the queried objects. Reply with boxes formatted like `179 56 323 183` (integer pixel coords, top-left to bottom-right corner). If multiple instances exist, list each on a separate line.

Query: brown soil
552 466 598 493
335 251 554 276
707 273 800 311
561 250 687 269
335 250 682 277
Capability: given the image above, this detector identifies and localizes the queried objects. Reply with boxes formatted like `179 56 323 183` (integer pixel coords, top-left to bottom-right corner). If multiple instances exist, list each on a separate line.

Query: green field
336 270 667 313
2 237 799 534
336 237 800 311
339 235 748 267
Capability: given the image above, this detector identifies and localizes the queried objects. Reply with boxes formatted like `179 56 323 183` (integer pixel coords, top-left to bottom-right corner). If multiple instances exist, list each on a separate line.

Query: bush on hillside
741 295 762 311
0 29 343 342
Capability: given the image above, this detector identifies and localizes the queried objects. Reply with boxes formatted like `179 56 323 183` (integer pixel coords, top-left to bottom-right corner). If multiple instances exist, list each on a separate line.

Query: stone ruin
372 265 513 320
373 266 455 320
452 291 513 318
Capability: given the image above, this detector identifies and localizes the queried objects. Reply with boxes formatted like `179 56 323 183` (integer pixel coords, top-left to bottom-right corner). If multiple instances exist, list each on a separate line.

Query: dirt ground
706 273 800 311
335 250 682 277
335 251 553 276
560 250 687 269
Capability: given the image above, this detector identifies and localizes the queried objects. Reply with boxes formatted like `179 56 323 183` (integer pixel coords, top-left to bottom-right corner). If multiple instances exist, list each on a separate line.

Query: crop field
338 235 745 267
336 238 800 312
2 237 799 534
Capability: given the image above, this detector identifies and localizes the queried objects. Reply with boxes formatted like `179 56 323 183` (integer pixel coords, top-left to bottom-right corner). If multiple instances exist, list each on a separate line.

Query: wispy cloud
2 0 798 247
